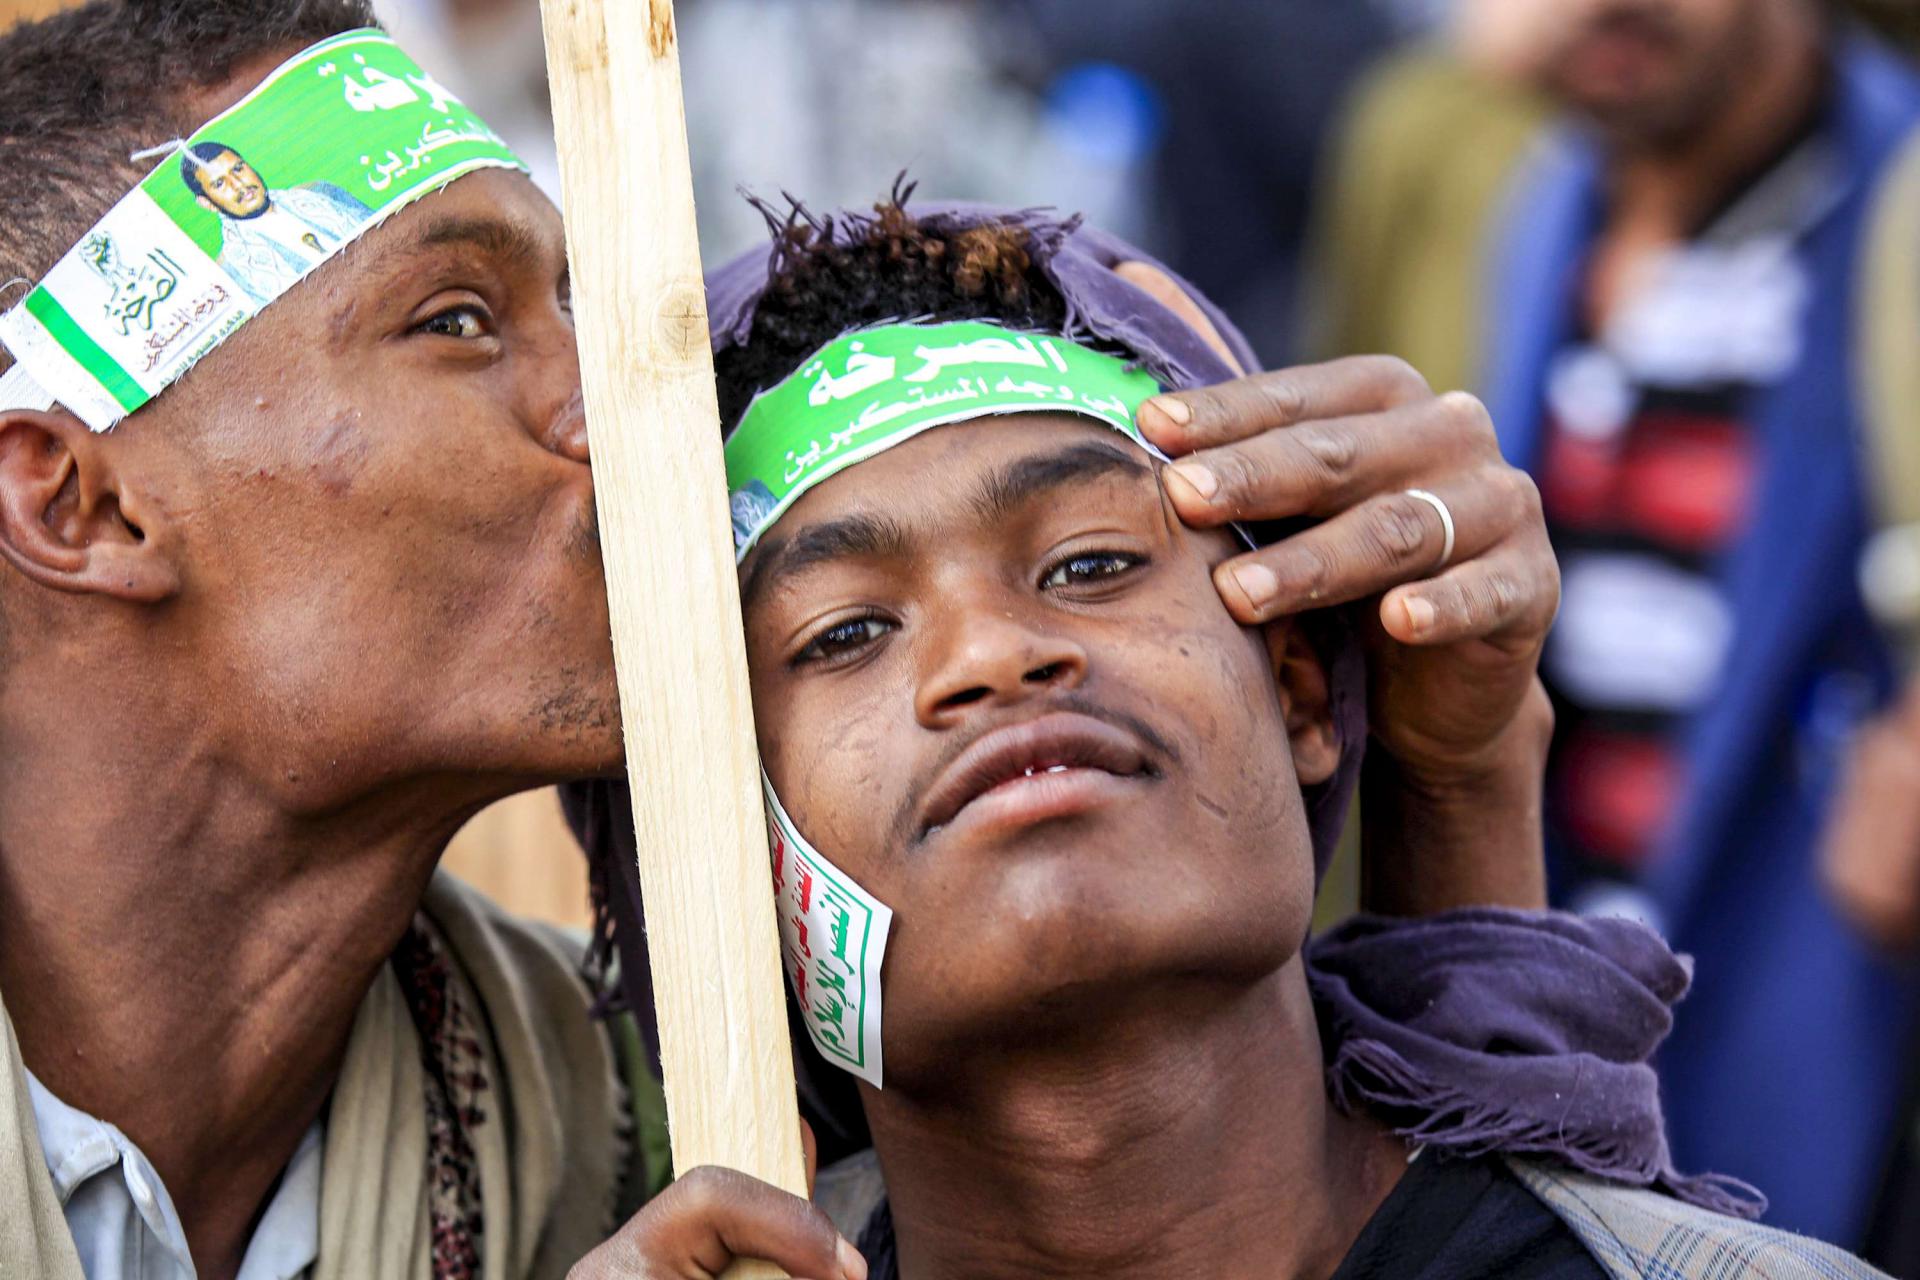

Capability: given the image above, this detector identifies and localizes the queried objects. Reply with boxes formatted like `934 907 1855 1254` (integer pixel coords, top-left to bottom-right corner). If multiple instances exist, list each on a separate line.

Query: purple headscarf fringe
1320 1023 1765 1219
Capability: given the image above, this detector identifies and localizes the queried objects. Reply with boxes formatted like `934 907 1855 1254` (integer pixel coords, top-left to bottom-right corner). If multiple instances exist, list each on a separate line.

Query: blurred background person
1304 0 1558 392
1014 0 1402 362
672 0 1160 256
1400 0 1919 1251
672 0 1423 365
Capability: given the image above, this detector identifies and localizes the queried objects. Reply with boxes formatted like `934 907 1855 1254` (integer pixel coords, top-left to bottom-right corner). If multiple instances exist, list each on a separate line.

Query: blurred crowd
374 0 1920 1269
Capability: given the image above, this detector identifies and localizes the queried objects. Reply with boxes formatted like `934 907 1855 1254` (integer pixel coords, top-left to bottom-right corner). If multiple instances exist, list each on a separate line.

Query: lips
917 711 1153 837
1567 9 1678 79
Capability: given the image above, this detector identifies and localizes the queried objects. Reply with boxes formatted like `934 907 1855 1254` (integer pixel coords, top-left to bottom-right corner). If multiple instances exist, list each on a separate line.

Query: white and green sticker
0 29 525 432
765 776 893 1087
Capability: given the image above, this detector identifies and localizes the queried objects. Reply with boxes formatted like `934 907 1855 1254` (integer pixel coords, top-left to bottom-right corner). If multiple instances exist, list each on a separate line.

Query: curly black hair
713 182 1078 433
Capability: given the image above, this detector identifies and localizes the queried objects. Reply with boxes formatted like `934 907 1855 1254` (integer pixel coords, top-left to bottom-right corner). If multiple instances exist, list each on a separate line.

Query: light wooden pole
535 0 807 1268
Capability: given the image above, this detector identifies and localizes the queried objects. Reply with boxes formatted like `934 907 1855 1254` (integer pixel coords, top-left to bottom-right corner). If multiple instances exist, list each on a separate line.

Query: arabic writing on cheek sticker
765 777 893 1087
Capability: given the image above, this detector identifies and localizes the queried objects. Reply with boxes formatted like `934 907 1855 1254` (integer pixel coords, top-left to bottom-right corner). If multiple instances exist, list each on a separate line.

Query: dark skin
579 416 1409 1279
0 55 1554 1280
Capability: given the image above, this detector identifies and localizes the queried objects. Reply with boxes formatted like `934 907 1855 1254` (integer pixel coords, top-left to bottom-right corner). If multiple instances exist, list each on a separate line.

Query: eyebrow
740 512 914 614
327 212 562 349
968 439 1153 525
352 212 557 284
418 214 553 264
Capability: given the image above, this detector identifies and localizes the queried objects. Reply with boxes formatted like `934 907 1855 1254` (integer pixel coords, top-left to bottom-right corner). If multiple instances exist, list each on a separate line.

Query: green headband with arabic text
0 29 527 432
724 320 1168 559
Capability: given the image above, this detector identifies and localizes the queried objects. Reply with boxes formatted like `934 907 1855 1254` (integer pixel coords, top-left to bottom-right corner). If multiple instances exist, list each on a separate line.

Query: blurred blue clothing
1482 37 1920 1248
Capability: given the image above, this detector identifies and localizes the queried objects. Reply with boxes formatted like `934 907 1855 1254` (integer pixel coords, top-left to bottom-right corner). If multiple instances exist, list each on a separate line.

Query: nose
545 383 590 464
534 318 590 464
914 589 1089 729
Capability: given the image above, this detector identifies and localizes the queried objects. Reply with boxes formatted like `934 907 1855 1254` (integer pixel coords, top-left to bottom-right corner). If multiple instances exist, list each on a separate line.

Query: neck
862 959 1405 1280
1589 14 1825 327
0 666 494 1280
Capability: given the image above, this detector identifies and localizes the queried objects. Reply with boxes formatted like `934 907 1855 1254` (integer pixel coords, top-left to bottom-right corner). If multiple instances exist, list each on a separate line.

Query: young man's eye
414 305 491 340
795 614 894 665
1041 551 1146 590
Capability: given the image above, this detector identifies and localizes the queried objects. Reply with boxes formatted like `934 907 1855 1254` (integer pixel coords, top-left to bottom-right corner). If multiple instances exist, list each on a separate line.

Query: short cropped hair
0 0 374 370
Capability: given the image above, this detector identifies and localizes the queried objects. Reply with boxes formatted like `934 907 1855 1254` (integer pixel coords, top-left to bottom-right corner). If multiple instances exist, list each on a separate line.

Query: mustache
886 691 1182 849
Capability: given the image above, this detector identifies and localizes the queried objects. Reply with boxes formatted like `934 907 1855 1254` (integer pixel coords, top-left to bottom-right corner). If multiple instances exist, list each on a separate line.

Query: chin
884 871 1309 1076
520 692 627 779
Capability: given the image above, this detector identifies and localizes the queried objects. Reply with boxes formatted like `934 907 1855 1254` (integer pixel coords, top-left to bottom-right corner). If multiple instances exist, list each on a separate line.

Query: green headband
0 29 526 432
723 320 1166 560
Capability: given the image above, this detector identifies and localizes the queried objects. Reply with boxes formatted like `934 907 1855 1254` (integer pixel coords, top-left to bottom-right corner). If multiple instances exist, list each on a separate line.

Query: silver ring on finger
1403 488 1456 571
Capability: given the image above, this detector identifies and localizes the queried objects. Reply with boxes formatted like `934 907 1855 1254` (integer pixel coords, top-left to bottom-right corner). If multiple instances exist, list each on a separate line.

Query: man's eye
1041 551 1145 589
415 306 490 339
795 614 893 665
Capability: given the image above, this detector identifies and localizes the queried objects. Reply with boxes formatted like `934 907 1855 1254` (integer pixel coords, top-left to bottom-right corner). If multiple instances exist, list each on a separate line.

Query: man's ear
1112 260 1247 376
0 408 180 602
1264 618 1341 786
195 194 218 216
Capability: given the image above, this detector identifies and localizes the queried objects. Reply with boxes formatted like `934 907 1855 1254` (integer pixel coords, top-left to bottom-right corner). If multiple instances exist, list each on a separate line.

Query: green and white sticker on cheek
766 778 894 1088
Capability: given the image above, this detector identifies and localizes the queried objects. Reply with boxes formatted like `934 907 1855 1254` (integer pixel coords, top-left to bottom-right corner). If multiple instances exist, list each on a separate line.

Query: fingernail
1403 595 1436 637
1167 460 1219 501
838 1237 870 1280
1232 562 1279 610
1143 395 1192 428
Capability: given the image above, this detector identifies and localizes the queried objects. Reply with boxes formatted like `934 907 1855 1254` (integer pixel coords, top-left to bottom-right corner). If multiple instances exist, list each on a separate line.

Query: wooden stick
536 0 808 1262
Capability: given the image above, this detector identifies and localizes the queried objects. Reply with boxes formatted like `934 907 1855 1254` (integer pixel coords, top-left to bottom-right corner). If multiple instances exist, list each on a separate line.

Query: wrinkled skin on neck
0 53 621 1280
740 415 1403 1280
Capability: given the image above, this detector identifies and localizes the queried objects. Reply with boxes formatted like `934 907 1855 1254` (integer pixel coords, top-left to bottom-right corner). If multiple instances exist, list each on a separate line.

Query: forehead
347 167 562 270
736 412 1171 606
188 150 249 184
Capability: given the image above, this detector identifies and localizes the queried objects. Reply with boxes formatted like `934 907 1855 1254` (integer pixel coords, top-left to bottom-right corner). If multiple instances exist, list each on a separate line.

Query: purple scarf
567 201 1762 1219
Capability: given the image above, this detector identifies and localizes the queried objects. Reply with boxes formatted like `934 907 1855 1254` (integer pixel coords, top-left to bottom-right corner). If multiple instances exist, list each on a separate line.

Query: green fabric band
723 320 1165 560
